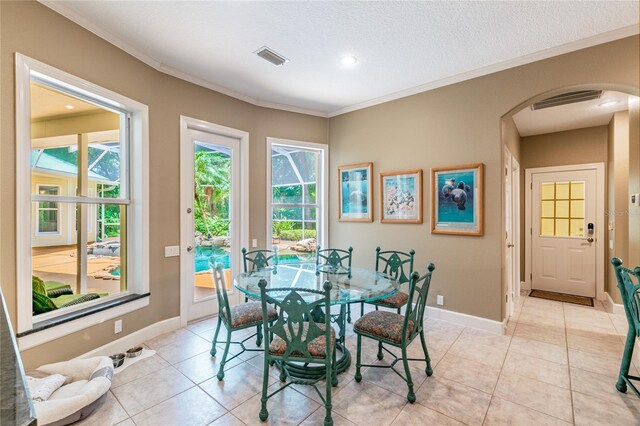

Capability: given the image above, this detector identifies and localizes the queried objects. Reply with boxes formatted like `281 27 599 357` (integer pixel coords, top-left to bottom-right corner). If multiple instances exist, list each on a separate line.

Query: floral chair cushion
372 291 409 308
269 322 335 359
228 302 278 329
353 310 414 344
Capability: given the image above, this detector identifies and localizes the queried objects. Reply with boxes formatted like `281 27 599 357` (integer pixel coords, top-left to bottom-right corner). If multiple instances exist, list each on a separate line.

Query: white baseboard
77 316 181 359
426 306 504 335
605 292 625 315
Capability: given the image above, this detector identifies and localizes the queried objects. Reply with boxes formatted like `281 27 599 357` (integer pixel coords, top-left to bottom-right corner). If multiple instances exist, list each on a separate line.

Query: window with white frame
36 185 60 234
16 54 149 340
268 139 328 259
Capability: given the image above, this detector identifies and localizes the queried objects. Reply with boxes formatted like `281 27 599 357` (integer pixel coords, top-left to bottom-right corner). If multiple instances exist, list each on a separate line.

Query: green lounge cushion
52 294 102 309
33 291 58 315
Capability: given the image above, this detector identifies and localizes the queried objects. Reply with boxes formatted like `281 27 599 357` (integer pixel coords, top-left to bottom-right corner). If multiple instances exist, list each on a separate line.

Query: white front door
531 169 597 297
180 120 244 322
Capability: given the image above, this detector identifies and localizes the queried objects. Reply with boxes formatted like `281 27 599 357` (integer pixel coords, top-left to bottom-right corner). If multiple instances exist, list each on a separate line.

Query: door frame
179 115 249 327
524 163 605 301
503 147 520 319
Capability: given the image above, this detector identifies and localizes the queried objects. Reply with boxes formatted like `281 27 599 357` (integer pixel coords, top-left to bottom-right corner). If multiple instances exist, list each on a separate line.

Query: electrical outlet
436 294 444 306
252 239 258 248
114 319 122 334
164 246 180 257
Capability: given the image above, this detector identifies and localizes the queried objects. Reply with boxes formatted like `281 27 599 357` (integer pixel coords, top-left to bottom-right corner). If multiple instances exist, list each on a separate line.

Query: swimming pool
109 246 312 277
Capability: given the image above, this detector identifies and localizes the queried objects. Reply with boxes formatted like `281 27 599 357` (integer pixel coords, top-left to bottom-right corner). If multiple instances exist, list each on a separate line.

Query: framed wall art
338 163 373 222
380 169 423 223
431 163 484 236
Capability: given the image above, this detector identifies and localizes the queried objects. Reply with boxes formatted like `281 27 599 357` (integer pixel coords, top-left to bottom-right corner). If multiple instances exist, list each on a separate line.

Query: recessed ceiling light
340 55 358 67
64 104 75 110
598 100 620 107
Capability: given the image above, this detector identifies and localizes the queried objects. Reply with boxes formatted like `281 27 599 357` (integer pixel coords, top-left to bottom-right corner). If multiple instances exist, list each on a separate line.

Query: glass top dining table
233 262 400 379
233 263 399 305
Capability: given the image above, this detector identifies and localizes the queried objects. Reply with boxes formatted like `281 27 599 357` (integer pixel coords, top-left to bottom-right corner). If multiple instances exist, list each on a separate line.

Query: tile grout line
562 301 576 425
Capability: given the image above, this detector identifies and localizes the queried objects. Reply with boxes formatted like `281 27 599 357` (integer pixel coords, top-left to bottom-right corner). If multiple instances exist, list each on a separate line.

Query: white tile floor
79 294 640 425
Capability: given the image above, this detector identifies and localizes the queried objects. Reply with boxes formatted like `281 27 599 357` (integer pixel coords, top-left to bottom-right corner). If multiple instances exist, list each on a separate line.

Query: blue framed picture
380 169 423 223
431 163 484 235
338 163 373 222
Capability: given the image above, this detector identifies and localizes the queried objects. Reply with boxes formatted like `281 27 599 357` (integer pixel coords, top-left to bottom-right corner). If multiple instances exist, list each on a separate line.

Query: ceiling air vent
255 46 288 66
531 90 603 110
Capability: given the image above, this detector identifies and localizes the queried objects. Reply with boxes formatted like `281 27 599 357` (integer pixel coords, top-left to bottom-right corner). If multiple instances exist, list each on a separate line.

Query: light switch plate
632 193 640 207
164 246 180 257
252 239 258 248
436 295 444 306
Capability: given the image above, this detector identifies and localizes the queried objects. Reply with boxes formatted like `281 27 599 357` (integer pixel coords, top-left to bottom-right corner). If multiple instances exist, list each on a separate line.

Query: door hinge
505 167 508 176
506 294 508 303
530 228 532 235
530 182 533 189
530 272 532 280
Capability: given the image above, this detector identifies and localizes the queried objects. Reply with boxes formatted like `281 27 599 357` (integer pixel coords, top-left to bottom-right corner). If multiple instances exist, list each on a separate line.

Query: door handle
187 246 194 253
585 237 594 243
507 244 515 248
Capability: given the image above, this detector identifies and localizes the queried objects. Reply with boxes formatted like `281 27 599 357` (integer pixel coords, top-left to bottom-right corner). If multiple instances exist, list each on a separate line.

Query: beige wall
628 99 640 268
329 38 639 322
1 1 328 367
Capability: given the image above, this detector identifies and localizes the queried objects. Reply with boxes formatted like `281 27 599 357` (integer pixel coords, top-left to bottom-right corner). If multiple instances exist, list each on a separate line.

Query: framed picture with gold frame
431 163 484 236
338 163 373 222
380 169 423 223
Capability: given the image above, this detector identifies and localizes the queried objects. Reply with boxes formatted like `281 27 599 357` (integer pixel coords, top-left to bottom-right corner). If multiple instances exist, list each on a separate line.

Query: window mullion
77 134 89 295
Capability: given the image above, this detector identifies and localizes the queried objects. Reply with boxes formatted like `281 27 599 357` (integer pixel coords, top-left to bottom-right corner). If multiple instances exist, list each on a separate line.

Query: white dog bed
31 357 113 426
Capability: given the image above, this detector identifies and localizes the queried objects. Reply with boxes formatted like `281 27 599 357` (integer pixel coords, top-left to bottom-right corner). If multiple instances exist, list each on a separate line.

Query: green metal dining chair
612 257 640 398
258 279 337 426
242 248 278 273
360 247 415 317
209 262 278 381
316 246 353 322
354 264 435 403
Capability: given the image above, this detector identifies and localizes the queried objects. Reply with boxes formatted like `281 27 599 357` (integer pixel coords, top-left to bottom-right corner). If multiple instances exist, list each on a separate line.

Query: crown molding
40 1 638 119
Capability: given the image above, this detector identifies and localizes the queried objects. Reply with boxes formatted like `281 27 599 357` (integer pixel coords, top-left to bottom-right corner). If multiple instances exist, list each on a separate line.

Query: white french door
531 169 597 297
180 117 247 323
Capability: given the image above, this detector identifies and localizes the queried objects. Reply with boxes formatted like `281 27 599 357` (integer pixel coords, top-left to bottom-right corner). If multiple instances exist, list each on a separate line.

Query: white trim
524 163 606 300
179 116 249 327
605 291 625 315
426 306 505 335
15 53 149 335
266 137 329 250
77 316 181 359
38 1 638 118
18 296 150 351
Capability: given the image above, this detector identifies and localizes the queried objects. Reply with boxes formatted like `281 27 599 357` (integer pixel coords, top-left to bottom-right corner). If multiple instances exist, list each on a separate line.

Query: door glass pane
570 219 585 237
541 219 554 236
193 142 232 300
556 201 569 218
556 182 570 199
555 219 569 236
541 200 554 217
571 181 585 199
541 183 555 200
570 200 584 218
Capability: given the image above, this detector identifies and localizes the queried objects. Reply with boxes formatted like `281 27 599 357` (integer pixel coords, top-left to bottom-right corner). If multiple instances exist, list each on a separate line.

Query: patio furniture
354 264 435 403
612 257 640 398
242 248 279 338
258 279 336 426
209 262 278 380
234 262 399 380
316 246 354 322
360 247 415 317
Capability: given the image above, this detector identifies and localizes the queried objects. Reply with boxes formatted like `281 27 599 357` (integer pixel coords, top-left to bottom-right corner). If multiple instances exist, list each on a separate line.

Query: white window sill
17 293 149 351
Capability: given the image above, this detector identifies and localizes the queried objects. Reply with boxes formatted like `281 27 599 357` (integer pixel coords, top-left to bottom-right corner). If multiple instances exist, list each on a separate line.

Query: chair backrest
242 248 278 272
403 264 436 341
316 246 353 271
375 247 415 284
612 258 640 334
210 261 232 325
259 280 333 363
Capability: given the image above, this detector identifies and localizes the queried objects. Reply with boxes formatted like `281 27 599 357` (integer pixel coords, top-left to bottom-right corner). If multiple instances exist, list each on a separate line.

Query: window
36 185 60 234
540 181 585 237
267 138 328 261
16 54 149 343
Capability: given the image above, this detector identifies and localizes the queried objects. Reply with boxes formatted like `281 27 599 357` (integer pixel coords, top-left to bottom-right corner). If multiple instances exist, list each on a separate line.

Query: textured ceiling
513 91 633 137
42 1 639 116
31 82 101 120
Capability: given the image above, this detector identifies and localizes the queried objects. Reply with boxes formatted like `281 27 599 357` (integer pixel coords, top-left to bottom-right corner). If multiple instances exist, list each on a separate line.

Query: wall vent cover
531 90 603 110
255 46 288 66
